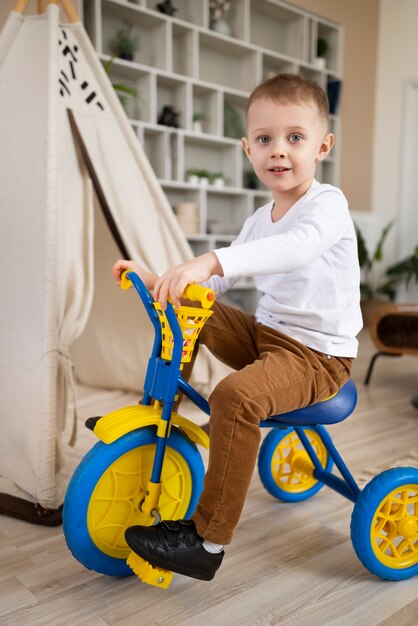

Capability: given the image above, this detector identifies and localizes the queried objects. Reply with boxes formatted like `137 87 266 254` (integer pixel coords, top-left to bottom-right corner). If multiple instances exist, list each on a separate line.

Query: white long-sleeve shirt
206 180 362 357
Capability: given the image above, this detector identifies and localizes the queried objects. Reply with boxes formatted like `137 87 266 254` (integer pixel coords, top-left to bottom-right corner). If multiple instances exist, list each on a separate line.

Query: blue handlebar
125 271 184 370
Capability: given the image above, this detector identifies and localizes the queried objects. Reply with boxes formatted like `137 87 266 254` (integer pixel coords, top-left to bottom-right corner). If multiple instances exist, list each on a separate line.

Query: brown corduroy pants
188 301 352 545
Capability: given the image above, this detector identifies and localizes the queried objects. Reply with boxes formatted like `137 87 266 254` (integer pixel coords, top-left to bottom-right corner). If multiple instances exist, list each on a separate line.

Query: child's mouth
268 167 290 176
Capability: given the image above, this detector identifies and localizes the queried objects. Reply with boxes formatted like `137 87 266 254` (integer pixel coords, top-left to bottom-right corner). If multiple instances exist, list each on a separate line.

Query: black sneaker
125 519 224 581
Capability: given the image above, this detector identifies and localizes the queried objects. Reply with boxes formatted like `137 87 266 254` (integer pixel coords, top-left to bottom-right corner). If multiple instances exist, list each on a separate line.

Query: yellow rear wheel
351 467 418 580
370 483 418 569
258 427 333 502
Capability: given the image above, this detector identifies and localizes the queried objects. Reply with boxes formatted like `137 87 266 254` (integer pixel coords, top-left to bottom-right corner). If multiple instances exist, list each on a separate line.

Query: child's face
242 98 334 201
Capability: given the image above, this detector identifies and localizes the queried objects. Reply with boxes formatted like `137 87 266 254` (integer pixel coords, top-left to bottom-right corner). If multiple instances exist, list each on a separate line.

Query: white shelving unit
83 0 342 311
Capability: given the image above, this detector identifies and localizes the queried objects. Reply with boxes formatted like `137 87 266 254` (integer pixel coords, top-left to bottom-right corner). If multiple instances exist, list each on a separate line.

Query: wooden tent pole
13 0 30 13
14 0 79 23
56 0 79 23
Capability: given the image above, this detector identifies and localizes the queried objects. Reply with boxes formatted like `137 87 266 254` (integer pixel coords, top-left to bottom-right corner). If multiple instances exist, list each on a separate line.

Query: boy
112 73 362 582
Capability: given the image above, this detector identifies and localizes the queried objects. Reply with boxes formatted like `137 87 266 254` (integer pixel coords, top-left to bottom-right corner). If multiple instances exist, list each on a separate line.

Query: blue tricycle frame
63 271 418 586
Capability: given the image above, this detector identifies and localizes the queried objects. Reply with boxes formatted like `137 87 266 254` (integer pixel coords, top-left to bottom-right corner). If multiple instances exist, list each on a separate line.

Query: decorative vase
313 56 326 69
210 18 231 37
174 202 199 235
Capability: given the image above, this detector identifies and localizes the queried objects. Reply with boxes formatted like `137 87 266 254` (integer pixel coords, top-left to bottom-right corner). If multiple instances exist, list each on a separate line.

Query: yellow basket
154 303 213 363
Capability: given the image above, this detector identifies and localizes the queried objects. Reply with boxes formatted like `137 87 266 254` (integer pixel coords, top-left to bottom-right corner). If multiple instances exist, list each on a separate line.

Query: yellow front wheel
63 427 204 576
351 467 418 580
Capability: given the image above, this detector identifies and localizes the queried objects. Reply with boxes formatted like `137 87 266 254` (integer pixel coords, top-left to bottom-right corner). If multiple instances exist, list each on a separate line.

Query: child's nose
271 139 287 158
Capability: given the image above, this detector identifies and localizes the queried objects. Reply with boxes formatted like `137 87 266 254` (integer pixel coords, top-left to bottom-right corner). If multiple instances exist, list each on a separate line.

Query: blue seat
264 379 357 427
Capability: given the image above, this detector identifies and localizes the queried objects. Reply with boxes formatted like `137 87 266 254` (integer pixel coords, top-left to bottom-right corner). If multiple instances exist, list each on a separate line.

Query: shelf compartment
249 0 307 61
262 52 298 80
183 134 242 188
198 32 258 93
83 0 101 49
223 92 247 141
187 238 211 256
162 183 202 213
192 85 221 135
318 159 338 186
163 183 203 235
298 64 326 90
172 23 196 77
251 190 272 213
141 127 174 180
221 284 259 314
156 75 189 128
312 20 342 74
208 0 248 41
206 190 250 237
102 59 153 122
144 0 207 27
102 1 169 70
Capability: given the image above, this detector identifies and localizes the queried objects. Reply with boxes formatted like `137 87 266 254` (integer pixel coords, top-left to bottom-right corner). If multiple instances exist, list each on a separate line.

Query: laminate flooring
1 330 417 625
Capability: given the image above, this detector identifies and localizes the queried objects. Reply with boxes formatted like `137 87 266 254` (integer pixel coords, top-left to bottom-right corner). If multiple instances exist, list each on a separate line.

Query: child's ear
317 133 334 162
242 137 251 161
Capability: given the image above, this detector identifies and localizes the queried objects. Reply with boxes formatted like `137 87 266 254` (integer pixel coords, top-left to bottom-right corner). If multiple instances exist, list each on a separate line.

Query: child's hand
112 259 157 291
153 252 223 309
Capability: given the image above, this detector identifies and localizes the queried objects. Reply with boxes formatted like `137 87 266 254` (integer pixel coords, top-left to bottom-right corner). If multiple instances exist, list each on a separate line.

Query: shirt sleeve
202 273 240 296
202 211 259 295
214 190 350 278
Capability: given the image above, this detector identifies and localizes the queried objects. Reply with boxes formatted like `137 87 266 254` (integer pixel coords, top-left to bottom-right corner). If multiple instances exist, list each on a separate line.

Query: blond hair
246 73 329 127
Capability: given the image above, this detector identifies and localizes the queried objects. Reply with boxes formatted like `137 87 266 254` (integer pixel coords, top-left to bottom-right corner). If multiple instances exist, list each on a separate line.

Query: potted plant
186 168 200 184
111 22 139 61
355 220 397 325
314 37 328 69
197 169 210 186
209 171 226 187
385 245 418 295
185 168 210 185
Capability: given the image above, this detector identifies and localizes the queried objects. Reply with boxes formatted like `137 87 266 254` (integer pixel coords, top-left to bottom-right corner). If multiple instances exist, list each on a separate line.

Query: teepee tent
0 0 220 517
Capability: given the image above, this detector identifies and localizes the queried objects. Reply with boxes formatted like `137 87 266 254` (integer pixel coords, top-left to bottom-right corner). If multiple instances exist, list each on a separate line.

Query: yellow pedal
126 551 173 589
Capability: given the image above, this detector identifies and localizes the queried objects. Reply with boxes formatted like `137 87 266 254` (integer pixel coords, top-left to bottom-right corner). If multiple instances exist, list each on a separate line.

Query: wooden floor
1 330 417 626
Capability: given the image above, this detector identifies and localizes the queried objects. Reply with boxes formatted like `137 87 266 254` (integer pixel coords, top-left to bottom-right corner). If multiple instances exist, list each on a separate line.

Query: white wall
290 0 379 216
371 0 418 269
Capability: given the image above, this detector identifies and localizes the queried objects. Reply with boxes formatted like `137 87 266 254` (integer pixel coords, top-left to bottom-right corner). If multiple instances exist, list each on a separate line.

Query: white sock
202 539 224 554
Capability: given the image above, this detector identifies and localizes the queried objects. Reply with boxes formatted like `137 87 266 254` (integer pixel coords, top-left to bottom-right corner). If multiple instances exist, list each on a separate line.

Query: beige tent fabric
0 5 224 508
0 7 97 507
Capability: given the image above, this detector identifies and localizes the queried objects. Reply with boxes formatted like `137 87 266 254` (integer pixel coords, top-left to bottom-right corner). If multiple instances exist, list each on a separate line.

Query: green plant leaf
103 55 116 74
317 38 328 57
360 282 374 299
385 245 418 288
355 223 371 269
373 219 395 262
112 83 139 98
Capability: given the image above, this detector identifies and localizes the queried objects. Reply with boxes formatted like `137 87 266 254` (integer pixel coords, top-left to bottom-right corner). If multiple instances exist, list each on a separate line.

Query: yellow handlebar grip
120 270 132 290
182 284 215 309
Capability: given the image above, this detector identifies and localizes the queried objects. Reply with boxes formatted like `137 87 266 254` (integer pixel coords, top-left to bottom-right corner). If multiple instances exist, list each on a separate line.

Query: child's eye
289 134 302 143
257 135 271 144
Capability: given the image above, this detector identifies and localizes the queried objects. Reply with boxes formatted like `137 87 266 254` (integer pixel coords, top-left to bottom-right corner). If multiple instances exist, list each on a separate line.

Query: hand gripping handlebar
120 271 215 309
